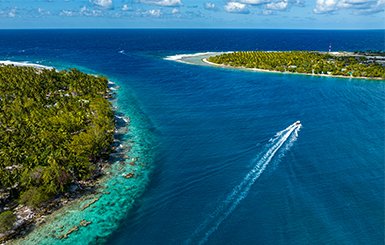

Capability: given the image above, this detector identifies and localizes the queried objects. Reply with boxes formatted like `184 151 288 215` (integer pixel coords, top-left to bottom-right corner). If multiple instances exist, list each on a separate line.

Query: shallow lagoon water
0 29 384 245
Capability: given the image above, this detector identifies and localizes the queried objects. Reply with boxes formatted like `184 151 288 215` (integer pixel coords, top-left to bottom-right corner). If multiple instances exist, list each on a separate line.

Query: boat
295 121 301 126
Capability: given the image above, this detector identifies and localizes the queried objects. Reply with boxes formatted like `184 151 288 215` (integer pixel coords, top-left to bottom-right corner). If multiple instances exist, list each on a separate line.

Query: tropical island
0 64 115 240
205 50 385 79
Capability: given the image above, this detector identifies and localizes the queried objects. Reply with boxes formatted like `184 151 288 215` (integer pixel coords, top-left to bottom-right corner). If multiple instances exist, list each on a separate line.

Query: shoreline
200 57 384 81
0 172 107 244
0 63 147 244
0 84 119 245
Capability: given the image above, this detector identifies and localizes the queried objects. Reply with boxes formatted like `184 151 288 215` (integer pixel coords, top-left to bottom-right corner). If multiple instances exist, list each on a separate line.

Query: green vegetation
208 51 385 79
0 211 16 232
0 64 115 209
354 50 385 56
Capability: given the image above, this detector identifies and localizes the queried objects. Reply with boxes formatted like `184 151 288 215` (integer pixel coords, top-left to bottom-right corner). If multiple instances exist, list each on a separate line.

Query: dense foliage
0 65 114 207
208 51 385 78
0 211 16 232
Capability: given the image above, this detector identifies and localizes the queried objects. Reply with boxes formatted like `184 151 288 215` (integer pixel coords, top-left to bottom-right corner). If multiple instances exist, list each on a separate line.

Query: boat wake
184 122 301 245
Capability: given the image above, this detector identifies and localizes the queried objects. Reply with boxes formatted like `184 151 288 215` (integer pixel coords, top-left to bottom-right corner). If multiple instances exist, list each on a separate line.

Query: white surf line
164 52 218 61
0 60 53 70
164 52 232 63
184 122 301 245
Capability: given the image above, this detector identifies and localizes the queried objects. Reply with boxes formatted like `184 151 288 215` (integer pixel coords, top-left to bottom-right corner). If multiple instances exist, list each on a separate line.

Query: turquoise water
0 29 384 245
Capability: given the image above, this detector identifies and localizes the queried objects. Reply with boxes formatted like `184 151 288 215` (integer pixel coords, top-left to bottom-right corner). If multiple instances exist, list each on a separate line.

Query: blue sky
0 0 383 29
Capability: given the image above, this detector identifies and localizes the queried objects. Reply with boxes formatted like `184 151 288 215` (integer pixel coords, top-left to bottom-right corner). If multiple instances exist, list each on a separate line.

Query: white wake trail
184 122 301 245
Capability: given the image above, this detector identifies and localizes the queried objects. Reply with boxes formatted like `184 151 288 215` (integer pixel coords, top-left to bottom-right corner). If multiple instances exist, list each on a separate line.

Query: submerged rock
124 173 134 179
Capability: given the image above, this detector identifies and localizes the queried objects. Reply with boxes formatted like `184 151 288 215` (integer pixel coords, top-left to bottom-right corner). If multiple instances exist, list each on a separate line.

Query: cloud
142 9 162 17
266 0 290 10
172 8 180 13
205 2 219 11
262 0 305 12
89 0 113 9
313 0 339 13
9 11 16 17
0 7 18 18
261 9 274 14
228 0 305 12
26 7 51 17
81 5 104 16
224 2 250 13
122 4 133 11
134 0 183 7
233 0 269 5
353 0 385 14
37 8 51 15
184 10 204 18
59 5 104 16
265 0 289 9
59 10 75 16
294 0 305 7
313 0 384 14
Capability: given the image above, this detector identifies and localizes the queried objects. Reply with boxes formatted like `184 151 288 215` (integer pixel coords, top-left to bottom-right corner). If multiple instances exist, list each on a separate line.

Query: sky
0 0 383 29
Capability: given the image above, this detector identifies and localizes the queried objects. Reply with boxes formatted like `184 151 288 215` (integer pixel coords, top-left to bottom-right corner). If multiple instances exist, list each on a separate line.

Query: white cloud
59 10 75 16
7 7 18 17
294 0 305 7
205 2 219 11
172 8 180 13
313 0 384 13
224 2 250 13
265 0 289 9
37 8 51 15
234 0 269 4
229 0 305 12
262 9 273 14
313 0 339 13
59 6 104 16
143 9 162 17
89 0 113 9
82 6 104 16
122 4 133 11
353 0 385 13
134 0 183 7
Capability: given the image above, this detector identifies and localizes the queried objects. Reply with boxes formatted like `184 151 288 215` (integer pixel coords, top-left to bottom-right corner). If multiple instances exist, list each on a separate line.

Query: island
205 50 385 79
0 64 115 241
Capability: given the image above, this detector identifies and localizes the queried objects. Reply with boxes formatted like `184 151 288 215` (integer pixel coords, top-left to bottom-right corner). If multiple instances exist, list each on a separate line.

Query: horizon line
0 27 384 31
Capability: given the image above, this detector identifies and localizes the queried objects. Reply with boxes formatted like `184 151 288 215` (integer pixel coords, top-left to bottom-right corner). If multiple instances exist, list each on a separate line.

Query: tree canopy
208 51 385 79
0 65 115 207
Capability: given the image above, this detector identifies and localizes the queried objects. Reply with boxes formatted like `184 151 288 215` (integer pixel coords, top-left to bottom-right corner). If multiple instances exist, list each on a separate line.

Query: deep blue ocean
0 29 384 245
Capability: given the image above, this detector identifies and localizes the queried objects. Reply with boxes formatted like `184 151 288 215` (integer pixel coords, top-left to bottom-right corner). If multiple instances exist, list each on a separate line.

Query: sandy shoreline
200 57 384 81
